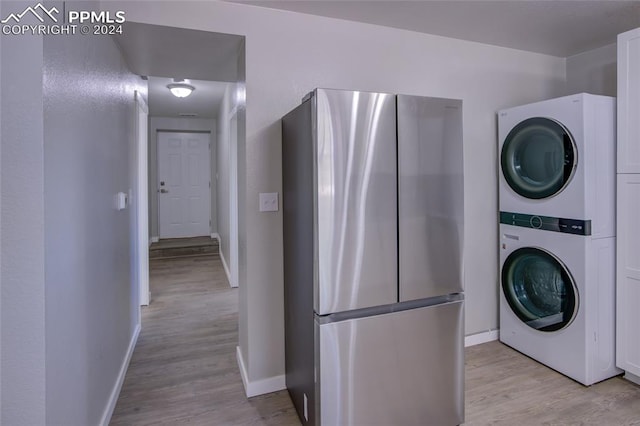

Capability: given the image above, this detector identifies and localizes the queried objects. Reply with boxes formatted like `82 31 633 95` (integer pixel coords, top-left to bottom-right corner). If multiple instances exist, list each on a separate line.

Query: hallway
110 255 299 425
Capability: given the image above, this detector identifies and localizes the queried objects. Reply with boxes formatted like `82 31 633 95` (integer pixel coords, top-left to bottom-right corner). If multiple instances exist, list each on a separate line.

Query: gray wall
0 1 145 422
0 3 47 423
42 22 145 426
566 43 617 97
148 117 217 239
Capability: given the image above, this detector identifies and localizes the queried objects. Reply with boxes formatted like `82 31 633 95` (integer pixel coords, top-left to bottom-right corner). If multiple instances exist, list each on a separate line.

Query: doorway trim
229 111 239 288
135 91 150 306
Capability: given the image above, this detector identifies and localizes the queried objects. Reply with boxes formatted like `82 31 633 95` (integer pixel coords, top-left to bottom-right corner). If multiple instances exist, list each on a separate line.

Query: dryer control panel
500 211 591 236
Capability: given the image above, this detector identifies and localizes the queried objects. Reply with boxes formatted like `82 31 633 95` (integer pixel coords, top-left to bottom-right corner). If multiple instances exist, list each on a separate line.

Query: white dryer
499 223 621 385
498 93 615 239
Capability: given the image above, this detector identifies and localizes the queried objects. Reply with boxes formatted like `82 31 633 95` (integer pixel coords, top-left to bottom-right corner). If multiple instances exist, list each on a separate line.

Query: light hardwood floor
112 255 640 425
466 342 640 425
110 255 299 425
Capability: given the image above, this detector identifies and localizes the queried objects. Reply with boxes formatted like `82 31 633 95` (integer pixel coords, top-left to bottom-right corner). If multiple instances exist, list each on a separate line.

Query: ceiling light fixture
167 82 195 98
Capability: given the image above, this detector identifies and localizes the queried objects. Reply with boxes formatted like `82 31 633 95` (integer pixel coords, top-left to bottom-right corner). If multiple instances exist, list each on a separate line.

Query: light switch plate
115 192 128 210
259 192 278 212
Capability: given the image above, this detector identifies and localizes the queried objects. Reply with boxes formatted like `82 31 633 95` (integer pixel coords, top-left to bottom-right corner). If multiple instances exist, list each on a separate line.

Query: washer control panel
500 211 591 236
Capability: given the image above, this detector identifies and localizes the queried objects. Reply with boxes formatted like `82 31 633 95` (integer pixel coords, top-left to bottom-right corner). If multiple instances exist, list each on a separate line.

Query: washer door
501 117 577 199
502 247 578 332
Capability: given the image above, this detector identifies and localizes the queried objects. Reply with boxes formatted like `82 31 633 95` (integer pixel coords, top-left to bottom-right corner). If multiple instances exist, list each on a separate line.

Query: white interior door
158 132 211 239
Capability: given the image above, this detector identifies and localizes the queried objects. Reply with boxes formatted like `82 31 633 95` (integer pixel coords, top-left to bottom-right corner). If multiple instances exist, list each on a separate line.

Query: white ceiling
113 23 242 119
113 22 243 82
227 0 640 57
147 77 230 118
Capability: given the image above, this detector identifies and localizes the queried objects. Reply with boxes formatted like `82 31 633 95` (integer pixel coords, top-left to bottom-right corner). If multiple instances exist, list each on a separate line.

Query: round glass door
501 117 577 199
502 247 578 332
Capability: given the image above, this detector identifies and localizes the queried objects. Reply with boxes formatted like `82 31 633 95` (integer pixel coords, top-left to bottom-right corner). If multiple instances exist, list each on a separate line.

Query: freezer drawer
316 300 464 426
397 95 464 301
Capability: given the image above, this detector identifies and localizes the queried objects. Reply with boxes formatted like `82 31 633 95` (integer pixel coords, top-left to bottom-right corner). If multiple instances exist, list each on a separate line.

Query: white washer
498 93 615 239
499 223 620 385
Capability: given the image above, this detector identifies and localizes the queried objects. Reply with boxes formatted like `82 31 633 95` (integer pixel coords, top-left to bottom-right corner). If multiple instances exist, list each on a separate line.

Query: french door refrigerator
282 88 464 426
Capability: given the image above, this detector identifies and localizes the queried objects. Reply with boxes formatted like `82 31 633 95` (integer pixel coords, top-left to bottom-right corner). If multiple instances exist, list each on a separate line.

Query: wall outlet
259 192 278 212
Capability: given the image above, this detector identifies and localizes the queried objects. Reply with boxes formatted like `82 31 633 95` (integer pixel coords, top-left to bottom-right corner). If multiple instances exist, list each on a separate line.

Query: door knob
159 188 169 194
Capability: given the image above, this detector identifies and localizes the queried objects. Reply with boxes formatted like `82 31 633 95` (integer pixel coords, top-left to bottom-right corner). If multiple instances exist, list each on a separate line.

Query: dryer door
501 117 577 199
502 247 578 332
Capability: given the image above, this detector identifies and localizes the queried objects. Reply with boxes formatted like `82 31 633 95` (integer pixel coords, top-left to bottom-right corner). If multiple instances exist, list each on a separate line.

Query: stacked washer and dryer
498 93 621 385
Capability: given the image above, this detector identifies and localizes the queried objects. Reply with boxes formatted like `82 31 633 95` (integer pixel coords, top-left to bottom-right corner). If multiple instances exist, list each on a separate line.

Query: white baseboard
100 322 141 426
623 371 640 386
236 346 251 395
220 250 236 288
150 236 159 244
465 329 499 347
211 232 220 240
236 346 286 398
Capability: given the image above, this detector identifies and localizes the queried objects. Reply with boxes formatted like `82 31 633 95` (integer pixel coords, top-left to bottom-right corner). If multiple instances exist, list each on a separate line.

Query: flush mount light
167 83 195 98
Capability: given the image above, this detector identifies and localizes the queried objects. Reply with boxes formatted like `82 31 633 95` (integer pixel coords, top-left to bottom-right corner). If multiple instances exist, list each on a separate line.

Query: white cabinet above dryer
617 28 640 174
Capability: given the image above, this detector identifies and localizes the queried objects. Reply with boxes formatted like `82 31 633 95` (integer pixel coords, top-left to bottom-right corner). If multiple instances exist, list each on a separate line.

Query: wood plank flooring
466 341 640 425
111 255 640 425
109 255 299 425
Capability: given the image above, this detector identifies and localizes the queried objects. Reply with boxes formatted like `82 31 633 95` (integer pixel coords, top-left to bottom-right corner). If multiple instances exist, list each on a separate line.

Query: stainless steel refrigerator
282 88 464 426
